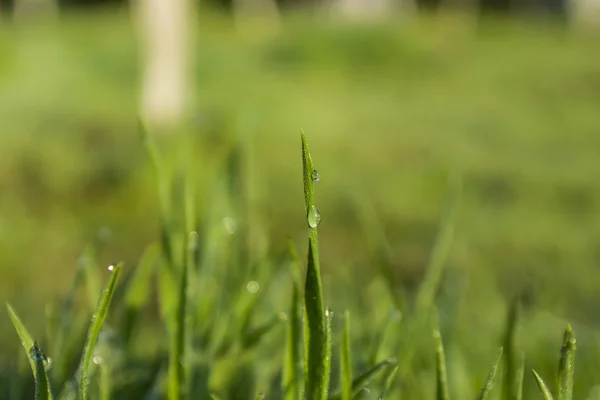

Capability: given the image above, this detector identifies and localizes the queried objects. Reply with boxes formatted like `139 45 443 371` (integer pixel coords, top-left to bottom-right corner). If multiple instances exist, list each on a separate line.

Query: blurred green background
2 1 600 397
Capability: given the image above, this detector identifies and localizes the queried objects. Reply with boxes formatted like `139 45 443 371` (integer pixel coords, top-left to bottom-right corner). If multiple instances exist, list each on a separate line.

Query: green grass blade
31 342 54 400
283 239 302 400
168 247 190 400
377 364 399 400
514 353 525 400
433 328 450 400
77 262 123 400
242 314 284 349
122 243 159 346
476 348 503 400
558 324 576 400
330 359 397 400
341 310 352 400
503 298 520 400
415 171 462 316
301 130 328 400
533 370 555 400
5 303 35 373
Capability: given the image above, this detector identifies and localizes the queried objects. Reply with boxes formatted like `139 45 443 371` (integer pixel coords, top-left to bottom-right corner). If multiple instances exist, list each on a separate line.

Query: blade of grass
558 325 576 400
30 342 54 400
242 314 285 349
5 303 35 374
514 353 524 400
168 239 191 400
532 370 555 400
415 171 462 316
283 239 303 400
433 325 450 400
301 130 328 400
476 348 503 400
377 364 399 400
341 310 352 400
503 298 520 400
330 359 397 400
122 243 160 346
77 262 123 400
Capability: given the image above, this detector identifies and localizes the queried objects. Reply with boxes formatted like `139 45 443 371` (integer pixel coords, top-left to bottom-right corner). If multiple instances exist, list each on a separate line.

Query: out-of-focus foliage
1 8 600 400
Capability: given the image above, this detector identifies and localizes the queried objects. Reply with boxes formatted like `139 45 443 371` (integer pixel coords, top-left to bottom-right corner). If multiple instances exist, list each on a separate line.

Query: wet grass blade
31 342 54 400
5 303 35 373
378 364 399 400
415 171 462 316
341 310 352 400
502 298 520 400
330 359 397 400
301 130 329 400
476 348 503 400
514 353 524 400
532 370 555 400
283 239 302 400
433 326 450 400
77 262 123 400
558 325 576 400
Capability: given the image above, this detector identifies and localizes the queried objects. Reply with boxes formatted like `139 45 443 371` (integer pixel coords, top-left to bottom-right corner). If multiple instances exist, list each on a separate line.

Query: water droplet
93 356 103 365
223 217 237 235
311 169 320 182
278 312 288 321
28 343 47 363
44 357 52 370
108 265 114 272
325 308 334 319
246 281 260 294
307 205 321 228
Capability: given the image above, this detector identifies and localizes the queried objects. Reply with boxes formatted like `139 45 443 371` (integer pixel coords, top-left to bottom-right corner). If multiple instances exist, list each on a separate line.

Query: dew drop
223 217 237 235
311 169 320 182
278 312 288 321
246 281 260 294
108 265 114 272
93 356 103 365
325 308 334 319
307 205 321 228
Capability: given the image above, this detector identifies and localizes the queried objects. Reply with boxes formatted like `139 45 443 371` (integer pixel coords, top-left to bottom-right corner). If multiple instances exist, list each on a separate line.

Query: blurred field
2 9 600 398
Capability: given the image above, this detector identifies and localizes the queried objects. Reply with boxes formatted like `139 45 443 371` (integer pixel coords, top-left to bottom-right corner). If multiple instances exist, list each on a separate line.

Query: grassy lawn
1 10 600 398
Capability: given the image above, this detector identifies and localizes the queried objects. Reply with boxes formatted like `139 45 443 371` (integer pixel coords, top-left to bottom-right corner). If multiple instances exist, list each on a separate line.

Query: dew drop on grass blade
476 348 503 400
30 342 54 400
532 370 555 400
77 262 123 400
300 130 329 400
558 325 576 400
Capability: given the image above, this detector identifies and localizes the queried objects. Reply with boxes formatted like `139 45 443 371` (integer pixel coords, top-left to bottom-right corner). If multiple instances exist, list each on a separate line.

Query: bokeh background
2 0 600 397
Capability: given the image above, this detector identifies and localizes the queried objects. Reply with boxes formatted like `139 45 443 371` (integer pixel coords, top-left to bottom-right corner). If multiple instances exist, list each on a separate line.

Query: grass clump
2 128 587 400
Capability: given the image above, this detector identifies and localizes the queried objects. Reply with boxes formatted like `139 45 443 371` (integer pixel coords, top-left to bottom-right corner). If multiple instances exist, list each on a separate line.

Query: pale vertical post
134 0 192 132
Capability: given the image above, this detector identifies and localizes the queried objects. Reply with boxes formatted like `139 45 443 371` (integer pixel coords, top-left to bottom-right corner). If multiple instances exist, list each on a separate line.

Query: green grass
3 128 593 399
2 9 600 400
